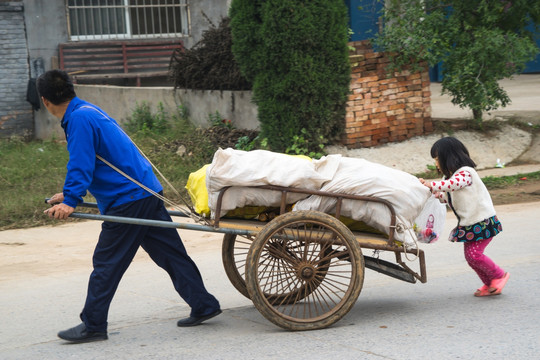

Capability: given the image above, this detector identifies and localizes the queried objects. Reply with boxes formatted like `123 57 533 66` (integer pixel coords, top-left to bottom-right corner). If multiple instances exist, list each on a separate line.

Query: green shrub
230 0 351 153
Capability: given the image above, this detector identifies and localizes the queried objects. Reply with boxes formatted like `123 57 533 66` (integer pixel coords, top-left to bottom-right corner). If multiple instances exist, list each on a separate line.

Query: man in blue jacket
38 69 221 344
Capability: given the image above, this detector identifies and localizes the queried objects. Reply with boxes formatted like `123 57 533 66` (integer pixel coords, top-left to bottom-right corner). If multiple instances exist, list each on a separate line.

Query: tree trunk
472 109 483 124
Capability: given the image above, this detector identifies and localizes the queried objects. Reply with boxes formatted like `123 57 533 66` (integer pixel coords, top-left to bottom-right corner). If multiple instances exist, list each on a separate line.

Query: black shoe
58 323 108 343
177 309 222 327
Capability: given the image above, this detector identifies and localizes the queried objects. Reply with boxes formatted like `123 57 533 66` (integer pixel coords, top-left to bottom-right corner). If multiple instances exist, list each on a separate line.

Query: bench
58 39 184 87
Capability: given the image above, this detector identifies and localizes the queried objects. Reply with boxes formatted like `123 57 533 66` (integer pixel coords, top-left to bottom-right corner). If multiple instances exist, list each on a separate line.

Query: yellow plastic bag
185 164 211 217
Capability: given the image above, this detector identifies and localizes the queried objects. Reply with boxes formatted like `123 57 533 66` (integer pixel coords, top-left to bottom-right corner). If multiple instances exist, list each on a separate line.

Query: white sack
294 157 431 247
206 148 341 218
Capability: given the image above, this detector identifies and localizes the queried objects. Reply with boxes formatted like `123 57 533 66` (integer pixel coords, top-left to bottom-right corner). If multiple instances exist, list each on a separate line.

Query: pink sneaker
474 284 492 297
489 272 510 295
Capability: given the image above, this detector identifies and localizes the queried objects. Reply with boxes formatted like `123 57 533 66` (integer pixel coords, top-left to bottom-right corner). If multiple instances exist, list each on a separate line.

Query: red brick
382 88 398 96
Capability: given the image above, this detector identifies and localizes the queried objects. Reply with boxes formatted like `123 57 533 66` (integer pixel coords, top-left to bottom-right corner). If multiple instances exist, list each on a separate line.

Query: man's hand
44 203 75 220
47 193 65 205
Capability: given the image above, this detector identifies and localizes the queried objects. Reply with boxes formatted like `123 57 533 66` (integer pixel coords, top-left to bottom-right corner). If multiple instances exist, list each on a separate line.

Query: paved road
431 74 540 121
1 201 539 360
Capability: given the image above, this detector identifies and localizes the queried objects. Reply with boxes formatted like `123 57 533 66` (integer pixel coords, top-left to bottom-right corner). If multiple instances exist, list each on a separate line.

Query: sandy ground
326 124 533 174
0 219 219 284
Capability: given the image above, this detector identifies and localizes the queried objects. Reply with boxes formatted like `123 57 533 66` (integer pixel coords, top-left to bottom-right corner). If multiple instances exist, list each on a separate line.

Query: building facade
0 0 230 139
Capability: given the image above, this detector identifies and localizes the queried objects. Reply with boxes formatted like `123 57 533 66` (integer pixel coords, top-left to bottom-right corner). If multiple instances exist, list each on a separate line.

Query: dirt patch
490 177 540 205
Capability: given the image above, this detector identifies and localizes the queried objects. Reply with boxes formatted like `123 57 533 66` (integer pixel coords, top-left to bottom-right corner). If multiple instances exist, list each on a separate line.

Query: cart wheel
246 210 364 331
222 232 326 304
222 233 252 299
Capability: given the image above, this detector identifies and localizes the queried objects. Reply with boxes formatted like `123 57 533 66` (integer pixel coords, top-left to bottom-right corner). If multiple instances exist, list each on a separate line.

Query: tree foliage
230 0 351 153
375 0 540 122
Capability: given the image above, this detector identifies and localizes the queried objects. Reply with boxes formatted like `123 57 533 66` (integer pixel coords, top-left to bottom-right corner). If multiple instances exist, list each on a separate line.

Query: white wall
35 85 259 140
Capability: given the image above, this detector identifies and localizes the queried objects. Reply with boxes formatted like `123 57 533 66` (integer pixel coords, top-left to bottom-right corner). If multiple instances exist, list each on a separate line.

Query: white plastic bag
414 196 447 244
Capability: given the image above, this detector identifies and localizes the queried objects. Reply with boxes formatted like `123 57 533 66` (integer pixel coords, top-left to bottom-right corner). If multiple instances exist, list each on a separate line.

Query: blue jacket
61 97 163 214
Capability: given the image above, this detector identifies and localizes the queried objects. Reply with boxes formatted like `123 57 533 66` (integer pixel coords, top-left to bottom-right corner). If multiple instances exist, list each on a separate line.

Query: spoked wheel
245 211 365 331
221 232 327 303
222 233 252 299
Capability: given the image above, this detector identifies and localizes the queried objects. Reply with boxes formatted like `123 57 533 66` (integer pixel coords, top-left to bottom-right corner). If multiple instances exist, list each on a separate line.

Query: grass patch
0 138 69 229
415 165 540 189
482 171 540 189
414 165 439 179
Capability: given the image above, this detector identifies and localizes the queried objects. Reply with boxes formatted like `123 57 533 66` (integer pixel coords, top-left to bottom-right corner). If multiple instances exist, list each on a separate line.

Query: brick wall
0 0 33 139
343 40 432 148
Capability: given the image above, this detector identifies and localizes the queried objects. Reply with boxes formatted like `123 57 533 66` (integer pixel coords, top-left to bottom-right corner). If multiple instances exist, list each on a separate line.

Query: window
67 0 189 40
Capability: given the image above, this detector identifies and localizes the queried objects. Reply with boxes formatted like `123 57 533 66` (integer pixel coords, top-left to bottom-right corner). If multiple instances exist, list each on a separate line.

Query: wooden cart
69 184 427 331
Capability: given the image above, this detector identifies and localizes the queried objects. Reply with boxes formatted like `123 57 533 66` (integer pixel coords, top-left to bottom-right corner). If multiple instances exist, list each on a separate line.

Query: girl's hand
418 178 432 189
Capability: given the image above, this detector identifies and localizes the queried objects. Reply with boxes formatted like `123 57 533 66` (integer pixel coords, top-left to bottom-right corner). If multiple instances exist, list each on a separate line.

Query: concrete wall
0 1 33 139
23 0 68 74
36 85 259 140
187 0 231 49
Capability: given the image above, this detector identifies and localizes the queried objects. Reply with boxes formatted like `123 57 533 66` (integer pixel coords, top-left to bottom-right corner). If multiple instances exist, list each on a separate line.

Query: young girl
419 137 509 297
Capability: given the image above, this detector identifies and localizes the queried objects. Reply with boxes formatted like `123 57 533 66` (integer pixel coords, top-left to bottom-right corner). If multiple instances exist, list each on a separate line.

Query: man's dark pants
79 194 220 332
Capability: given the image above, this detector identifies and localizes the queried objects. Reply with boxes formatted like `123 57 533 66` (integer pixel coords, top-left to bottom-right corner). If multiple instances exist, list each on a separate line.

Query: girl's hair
430 137 476 178
36 69 76 105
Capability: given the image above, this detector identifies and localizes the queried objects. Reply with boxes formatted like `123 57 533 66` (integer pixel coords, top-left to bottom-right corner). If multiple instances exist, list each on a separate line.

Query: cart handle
45 198 255 237
46 198 193 218
68 212 257 237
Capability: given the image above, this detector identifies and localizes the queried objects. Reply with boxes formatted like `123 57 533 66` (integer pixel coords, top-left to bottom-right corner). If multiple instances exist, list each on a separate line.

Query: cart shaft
69 212 257 237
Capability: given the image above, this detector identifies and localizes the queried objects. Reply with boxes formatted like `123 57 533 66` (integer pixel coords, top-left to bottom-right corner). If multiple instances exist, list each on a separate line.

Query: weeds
125 101 170 134
235 135 268 152
285 128 326 159
208 111 233 129
505 117 540 133
127 105 217 203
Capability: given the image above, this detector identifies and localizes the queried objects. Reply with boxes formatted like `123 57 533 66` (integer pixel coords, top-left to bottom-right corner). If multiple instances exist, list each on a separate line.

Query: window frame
66 0 190 41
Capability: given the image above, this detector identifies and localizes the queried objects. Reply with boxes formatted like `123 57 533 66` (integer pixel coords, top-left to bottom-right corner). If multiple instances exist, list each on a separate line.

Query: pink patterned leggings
464 237 505 286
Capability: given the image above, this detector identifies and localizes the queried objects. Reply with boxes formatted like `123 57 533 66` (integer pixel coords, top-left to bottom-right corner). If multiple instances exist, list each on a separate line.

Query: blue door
347 0 383 41
523 23 540 73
